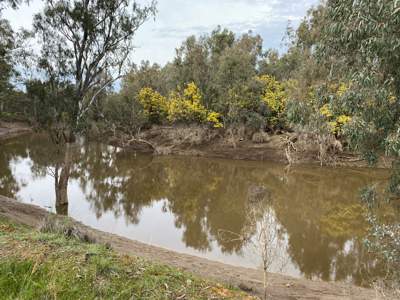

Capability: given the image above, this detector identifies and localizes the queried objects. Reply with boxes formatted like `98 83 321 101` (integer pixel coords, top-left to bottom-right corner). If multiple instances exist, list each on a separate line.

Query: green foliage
359 178 400 287
25 79 78 130
31 0 156 137
211 33 262 114
285 95 313 127
101 93 147 134
286 81 353 141
361 211 400 286
117 30 292 131
122 61 169 97
0 18 14 111
318 0 400 163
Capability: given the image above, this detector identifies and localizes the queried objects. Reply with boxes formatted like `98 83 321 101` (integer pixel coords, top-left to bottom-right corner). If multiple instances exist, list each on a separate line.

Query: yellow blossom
258 75 287 114
336 82 349 97
337 115 351 125
389 95 397 104
138 87 168 123
206 111 223 128
320 104 333 118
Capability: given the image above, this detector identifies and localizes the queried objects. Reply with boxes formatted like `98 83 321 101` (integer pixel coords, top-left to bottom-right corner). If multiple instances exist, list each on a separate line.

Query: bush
102 93 148 134
167 82 208 124
137 83 223 128
138 88 168 124
206 111 223 128
287 82 352 138
257 75 287 127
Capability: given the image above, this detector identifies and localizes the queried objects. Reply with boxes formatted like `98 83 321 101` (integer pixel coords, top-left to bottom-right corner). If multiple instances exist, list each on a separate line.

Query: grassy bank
0 217 252 300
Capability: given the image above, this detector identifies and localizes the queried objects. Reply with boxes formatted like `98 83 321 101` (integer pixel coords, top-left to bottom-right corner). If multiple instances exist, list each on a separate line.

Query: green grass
0 217 252 300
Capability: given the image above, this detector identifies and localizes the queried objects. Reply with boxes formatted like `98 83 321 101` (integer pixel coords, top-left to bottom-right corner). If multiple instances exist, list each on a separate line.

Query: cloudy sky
4 0 319 65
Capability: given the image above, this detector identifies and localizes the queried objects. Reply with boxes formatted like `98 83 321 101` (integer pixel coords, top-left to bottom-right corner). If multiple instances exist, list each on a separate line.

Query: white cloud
3 0 319 65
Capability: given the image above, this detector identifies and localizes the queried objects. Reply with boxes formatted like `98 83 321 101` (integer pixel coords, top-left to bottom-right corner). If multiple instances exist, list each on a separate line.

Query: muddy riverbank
0 195 384 300
107 125 392 168
0 121 32 142
0 121 392 168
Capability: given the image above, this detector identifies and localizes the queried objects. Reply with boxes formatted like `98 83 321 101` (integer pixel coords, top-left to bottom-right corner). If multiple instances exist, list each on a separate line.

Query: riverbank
107 125 393 169
0 216 251 299
0 196 381 299
0 121 32 142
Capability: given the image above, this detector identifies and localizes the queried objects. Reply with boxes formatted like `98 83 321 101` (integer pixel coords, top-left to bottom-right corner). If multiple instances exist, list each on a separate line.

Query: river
0 133 393 287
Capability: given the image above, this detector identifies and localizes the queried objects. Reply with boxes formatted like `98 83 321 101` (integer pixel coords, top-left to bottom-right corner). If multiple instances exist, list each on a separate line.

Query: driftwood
123 131 199 155
125 137 157 150
281 135 298 166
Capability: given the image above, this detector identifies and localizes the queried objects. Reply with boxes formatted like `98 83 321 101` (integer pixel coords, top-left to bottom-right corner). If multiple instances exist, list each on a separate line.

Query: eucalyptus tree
320 0 400 163
0 18 13 112
172 35 210 104
319 0 400 288
0 0 21 113
31 0 156 211
32 0 156 137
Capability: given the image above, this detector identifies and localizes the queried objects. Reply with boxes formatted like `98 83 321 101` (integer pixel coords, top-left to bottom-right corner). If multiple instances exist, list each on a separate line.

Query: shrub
288 82 352 137
206 111 223 128
137 83 223 128
101 93 148 133
257 75 287 127
167 82 208 124
138 87 168 124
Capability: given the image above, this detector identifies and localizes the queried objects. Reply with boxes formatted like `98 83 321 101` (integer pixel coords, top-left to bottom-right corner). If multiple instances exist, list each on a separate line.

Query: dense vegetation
1 1 399 162
0 0 399 294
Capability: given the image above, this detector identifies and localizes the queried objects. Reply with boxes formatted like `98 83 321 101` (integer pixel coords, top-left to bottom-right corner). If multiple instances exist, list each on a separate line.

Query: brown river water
0 133 394 286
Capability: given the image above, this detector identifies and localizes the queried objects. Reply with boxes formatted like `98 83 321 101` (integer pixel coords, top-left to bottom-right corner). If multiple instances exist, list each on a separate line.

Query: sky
3 0 319 66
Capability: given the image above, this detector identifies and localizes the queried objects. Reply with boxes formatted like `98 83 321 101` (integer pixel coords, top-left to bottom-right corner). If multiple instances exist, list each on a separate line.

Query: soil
108 125 393 169
0 121 32 142
0 195 385 300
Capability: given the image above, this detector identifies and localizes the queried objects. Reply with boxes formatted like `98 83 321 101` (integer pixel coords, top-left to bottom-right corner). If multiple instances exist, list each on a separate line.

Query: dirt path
0 196 383 300
0 121 32 142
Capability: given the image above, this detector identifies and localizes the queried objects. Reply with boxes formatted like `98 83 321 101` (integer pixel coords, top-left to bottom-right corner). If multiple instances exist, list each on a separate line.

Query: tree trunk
54 143 72 215
263 269 268 300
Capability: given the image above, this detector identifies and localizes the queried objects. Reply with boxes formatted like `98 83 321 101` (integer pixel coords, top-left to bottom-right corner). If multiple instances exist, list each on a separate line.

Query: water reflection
0 134 394 286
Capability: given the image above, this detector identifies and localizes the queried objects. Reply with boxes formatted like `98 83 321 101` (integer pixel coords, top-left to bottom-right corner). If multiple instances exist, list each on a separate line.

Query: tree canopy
30 0 156 136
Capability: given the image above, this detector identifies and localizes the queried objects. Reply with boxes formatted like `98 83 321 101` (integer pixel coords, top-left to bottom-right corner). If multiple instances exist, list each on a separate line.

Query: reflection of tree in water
73 148 396 284
0 135 396 285
271 167 389 286
76 143 163 224
75 145 254 252
0 147 20 197
0 134 55 198
1 135 81 215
